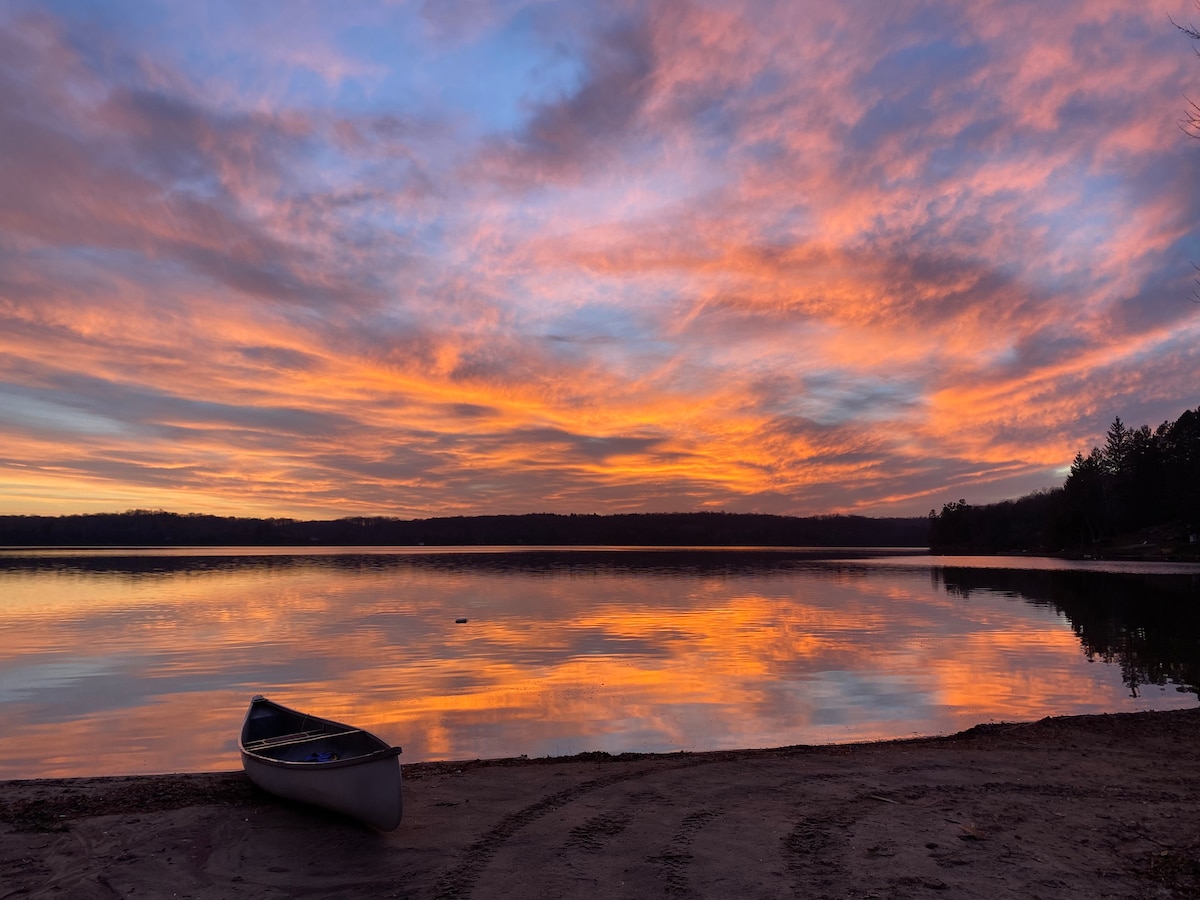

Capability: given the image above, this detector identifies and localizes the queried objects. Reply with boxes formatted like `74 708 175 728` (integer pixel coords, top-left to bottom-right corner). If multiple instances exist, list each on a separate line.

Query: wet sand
2 707 1198 899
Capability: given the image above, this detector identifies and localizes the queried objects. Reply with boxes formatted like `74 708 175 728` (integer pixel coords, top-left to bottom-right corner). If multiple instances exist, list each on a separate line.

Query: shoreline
4 706 1199 898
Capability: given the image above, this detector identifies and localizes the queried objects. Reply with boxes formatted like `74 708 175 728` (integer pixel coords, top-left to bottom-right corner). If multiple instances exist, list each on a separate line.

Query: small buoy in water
455 617 468 624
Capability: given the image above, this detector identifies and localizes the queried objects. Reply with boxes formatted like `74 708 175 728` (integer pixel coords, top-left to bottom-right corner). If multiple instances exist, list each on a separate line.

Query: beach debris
957 821 985 841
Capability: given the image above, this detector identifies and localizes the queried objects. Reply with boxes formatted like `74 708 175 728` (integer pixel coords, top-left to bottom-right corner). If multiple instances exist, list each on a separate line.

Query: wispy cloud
1 0 1198 518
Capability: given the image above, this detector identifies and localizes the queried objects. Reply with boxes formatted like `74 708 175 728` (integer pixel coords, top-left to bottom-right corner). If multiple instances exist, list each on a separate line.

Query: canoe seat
243 729 360 752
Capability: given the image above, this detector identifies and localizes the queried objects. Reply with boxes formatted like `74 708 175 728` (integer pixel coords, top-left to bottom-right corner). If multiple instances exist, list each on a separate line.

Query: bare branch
1176 7 1200 303
1171 12 1200 40
1180 96 1200 138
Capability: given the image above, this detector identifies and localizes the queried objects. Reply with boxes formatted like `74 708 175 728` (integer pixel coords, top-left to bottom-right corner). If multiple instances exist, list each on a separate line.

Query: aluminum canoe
239 695 403 830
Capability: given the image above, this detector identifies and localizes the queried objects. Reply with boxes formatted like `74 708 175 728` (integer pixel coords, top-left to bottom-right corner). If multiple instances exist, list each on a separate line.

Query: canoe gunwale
240 744 402 771
238 696 403 770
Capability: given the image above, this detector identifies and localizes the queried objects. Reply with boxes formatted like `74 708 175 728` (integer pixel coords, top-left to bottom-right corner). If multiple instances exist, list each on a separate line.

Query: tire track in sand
430 757 715 900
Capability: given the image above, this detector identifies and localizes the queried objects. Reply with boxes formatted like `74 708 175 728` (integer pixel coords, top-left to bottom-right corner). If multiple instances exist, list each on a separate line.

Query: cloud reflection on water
0 550 1195 778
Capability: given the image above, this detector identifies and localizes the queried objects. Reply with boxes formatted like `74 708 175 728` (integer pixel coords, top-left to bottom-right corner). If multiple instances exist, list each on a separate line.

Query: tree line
0 510 929 548
929 404 1200 554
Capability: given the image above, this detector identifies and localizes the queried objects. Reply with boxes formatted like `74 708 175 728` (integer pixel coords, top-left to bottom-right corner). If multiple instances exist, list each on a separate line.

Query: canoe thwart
242 728 361 752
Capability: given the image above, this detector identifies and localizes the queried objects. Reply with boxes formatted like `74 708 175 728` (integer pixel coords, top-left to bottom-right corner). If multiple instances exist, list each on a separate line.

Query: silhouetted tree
1065 447 1107 543
930 405 1200 554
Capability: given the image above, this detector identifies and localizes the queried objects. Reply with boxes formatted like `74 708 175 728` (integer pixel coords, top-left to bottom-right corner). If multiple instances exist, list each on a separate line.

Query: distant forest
0 510 929 548
929 404 1200 556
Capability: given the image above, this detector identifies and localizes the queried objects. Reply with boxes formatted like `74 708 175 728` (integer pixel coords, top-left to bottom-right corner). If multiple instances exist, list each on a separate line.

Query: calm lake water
1 547 1197 779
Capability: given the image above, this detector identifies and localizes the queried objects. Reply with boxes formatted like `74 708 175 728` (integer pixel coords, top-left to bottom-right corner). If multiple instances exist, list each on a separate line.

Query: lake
1 547 1197 779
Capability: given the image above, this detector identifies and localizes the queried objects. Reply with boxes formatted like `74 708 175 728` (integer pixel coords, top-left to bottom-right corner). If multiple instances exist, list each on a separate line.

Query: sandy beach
2 707 1198 899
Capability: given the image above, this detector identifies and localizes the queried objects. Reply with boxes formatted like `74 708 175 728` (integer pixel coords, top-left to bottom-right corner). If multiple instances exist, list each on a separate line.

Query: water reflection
0 549 1195 779
935 566 1200 698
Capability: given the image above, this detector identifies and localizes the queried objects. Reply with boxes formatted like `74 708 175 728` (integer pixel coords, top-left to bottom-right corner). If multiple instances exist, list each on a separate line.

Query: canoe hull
240 749 402 830
239 696 403 831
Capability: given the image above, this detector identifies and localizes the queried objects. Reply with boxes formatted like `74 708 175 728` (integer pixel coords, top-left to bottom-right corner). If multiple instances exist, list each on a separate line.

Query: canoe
239 695 403 830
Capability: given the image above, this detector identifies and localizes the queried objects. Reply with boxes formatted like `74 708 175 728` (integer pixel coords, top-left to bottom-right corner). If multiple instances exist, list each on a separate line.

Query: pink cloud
2 1 1199 518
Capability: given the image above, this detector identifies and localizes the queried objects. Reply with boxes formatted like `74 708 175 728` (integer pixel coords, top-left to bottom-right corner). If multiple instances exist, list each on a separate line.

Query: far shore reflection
0 548 1196 779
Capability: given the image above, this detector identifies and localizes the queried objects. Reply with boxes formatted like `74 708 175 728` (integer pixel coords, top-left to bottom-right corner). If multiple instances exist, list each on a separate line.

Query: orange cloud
1 1 1199 518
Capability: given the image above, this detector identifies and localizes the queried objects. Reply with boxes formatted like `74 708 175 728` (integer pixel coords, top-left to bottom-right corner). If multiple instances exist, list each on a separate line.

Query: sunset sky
3 0 1200 520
